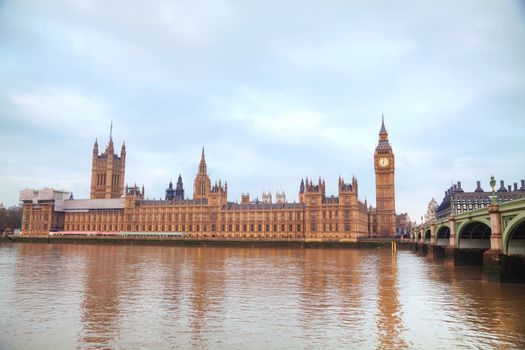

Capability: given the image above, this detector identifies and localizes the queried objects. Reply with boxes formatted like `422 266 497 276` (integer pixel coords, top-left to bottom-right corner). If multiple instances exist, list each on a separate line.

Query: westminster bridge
410 197 525 283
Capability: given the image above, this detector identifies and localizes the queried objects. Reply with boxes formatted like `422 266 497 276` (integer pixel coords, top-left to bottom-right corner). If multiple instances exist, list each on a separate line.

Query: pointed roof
380 113 387 134
376 113 392 151
198 147 207 174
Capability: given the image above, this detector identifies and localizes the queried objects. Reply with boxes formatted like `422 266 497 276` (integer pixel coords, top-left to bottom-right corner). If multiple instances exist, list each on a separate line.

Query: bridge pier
481 203 525 283
483 204 502 282
445 216 455 259
428 244 445 258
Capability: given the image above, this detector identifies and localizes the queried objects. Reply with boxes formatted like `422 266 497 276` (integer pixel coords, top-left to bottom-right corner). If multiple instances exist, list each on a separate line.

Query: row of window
65 223 304 233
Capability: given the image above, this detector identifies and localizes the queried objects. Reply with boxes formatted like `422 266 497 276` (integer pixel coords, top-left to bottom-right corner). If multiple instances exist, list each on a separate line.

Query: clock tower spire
374 114 396 237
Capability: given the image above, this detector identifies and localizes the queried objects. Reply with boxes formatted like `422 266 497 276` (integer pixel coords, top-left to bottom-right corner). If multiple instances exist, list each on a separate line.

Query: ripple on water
1 243 525 350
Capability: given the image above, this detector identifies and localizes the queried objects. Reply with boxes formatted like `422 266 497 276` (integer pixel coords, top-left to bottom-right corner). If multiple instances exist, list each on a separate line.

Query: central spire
199 147 207 174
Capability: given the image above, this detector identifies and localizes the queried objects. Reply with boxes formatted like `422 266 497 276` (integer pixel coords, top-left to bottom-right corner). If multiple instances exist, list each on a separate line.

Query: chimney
498 180 507 192
456 181 464 193
520 180 525 191
475 180 483 193
514 182 518 191
508 185 512 192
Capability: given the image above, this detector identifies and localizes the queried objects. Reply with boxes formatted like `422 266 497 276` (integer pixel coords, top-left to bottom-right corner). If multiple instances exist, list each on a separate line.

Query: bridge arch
457 220 491 249
504 214 525 255
436 226 450 246
424 229 431 243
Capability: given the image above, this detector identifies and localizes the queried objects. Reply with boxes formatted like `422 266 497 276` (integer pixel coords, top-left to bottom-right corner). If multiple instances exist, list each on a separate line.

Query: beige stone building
20 119 397 239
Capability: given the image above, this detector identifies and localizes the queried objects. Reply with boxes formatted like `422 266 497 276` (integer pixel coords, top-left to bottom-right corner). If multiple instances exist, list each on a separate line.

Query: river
1 242 524 349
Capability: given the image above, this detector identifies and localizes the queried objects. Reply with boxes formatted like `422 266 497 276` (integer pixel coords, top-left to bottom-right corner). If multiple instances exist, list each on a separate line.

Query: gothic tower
175 174 185 200
374 115 396 237
90 123 126 199
193 148 211 200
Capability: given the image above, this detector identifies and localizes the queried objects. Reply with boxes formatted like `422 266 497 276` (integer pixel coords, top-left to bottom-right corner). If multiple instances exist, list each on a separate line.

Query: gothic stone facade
20 120 396 239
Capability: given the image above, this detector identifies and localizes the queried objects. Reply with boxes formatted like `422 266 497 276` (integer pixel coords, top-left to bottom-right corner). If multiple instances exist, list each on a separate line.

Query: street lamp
490 175 497 204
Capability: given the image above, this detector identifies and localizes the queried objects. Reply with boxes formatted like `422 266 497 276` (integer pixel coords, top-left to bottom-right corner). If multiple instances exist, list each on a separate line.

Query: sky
1 0 524 222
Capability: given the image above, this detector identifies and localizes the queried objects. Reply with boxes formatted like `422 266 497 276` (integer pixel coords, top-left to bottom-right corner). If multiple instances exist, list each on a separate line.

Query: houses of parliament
20 119 397 240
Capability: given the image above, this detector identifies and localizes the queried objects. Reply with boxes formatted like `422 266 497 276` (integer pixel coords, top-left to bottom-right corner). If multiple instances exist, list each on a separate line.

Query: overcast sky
1 1 524 222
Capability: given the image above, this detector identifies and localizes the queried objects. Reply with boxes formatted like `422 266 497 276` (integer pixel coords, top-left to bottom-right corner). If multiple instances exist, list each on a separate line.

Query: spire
198 147 207 174
377 114 390 146
107 121 114 153
380 113 387 134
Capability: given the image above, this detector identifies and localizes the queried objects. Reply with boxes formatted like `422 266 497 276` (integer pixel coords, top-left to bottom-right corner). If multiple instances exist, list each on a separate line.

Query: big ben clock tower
374 115 396 237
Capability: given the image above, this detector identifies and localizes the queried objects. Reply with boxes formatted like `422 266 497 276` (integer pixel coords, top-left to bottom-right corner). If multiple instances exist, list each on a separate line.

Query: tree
0 205 22 232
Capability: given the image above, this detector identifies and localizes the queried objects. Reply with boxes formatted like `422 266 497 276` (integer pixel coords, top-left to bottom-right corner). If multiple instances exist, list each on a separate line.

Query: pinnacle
380 114 387 133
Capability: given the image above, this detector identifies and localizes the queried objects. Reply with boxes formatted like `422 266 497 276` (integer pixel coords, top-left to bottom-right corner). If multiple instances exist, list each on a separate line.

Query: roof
20 188 70 203
56 198 125 212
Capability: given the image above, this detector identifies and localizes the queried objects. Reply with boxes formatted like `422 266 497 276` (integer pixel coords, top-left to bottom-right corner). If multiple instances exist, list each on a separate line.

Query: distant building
436 180 525 219
396 213 411 236
424 198 438 223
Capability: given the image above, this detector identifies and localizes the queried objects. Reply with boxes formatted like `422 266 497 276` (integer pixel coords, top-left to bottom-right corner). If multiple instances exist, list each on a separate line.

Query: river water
0 242 524 349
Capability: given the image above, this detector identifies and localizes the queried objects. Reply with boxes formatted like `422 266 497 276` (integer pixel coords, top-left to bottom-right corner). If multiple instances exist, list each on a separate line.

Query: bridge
411 197 525 282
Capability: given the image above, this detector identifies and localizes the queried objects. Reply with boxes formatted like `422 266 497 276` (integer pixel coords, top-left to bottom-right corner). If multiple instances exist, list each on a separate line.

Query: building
436 180 525 219
396 213 412 237
374 115 396 237
423 198 438 223
20 119 397 240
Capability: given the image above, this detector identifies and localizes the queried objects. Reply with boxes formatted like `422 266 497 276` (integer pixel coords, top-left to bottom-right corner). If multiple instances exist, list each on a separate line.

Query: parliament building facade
20 119 396 240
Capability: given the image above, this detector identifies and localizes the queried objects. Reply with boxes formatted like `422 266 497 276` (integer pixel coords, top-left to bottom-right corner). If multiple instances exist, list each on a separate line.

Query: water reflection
376 250 407 349
1 243 525 350
78 245 121 349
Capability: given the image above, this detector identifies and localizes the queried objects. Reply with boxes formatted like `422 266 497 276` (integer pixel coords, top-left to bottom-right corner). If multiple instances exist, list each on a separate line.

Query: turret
498 180 507 192
175 174 184 200
475 180 484 192
90 123 126 199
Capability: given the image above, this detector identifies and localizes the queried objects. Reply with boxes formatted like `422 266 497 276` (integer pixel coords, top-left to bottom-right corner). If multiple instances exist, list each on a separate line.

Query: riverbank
5 235 404 249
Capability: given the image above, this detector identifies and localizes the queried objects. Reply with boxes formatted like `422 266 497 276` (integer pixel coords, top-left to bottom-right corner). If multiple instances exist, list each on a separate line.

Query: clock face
378 157 389 167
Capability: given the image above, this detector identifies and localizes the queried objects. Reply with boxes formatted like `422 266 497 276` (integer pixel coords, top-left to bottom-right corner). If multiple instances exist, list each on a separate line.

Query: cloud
213 89 373 154
0 0 524 223
9 86 113 137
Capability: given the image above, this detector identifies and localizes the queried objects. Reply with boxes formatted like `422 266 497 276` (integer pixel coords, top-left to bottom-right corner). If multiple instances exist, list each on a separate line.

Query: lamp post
490 175 497 204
